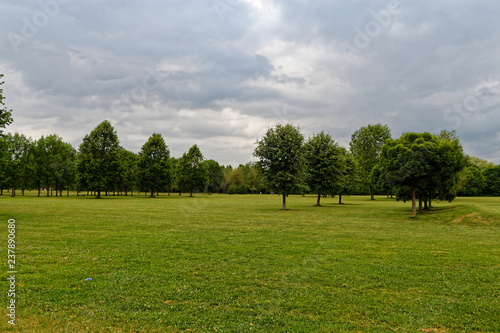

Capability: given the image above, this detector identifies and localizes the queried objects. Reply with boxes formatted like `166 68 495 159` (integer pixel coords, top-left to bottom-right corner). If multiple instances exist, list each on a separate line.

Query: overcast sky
1 0 500 166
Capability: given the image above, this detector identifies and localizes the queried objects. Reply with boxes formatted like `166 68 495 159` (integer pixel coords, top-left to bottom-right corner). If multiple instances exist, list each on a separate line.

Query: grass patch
1 193 499 332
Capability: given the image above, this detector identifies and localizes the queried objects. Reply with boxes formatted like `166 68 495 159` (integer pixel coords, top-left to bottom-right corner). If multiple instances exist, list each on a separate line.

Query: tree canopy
77 120 121 198
349 124 391 200
253 123 306 210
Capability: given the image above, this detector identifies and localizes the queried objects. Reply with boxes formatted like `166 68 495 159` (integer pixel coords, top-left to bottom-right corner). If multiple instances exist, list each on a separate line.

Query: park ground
0 193 499 332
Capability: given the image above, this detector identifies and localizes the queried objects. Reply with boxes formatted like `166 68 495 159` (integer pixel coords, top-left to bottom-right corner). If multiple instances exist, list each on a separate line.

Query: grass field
1 193 499 332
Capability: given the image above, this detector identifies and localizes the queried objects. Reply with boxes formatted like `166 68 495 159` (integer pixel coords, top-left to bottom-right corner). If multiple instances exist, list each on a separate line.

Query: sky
1 0 500 166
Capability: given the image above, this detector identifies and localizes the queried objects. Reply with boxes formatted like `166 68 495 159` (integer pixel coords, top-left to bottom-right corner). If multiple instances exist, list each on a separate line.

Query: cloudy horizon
1 0 500 166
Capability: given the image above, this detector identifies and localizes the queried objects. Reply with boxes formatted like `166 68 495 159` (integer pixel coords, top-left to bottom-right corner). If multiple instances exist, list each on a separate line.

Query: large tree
0 74 13 137
379 132 439 216
176 144 207 197
349 124 391 200
304 131 345 206
378 132 466 216
77 121 121 198
253 123 306 210
0 133 33 197
138 133 171 197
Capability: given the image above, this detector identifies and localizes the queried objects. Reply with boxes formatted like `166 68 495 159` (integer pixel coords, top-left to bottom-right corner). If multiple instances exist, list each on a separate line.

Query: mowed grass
1 193 499 332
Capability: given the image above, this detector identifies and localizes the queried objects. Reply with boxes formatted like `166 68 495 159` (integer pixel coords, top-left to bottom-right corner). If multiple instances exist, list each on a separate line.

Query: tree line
1 118 499 214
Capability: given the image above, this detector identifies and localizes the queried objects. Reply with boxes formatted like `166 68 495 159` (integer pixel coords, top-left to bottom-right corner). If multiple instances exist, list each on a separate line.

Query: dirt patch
421 329 447 333
450 212 493 225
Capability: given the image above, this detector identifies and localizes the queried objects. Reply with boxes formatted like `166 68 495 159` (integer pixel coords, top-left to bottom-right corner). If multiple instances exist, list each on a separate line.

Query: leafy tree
468 156 494 170
379 132 439 216
203 159 223 193
138 133 171 197
378 132 466 216
304 131 345 206
253 123 306 210
176 144 207 197
0 74 13 137
337 148 359 204
458 165 486 196
483 165 500 196
118 149 138 196
0 133 32 196
77 120 121 198
349 124 391 200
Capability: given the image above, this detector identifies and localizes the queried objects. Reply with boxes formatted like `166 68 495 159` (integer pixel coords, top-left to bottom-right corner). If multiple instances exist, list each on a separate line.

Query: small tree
203 159 223 194
176 145 207 197
304 131 345 206
138 133 171 197
253 123 306 210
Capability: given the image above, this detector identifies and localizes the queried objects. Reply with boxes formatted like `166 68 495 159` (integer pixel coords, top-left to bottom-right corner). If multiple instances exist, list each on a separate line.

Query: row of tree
1 119 499 215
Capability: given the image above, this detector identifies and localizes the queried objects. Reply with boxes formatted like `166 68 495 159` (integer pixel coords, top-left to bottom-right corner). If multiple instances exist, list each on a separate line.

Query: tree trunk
316 194 321 206
282 193 287 210
22 189 25 196
190 189 193 197
38 183 41 197
411 187 416 217
339 194 342 204
150 189 154 198
96 190 101 199
424 199 428 210
11 183 15 197
370 186 374 200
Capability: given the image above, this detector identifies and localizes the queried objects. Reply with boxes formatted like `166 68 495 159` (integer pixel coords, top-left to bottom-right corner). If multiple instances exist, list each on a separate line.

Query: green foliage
0 133 33 195
117 149 138 195
253 123 306 209
138 133 171 197
203 159 224 193
304 131 345 205
227 183 251 194
77 120 121 198
349 124 391 198
458 165 487 196
468 156 495 170
176 144 207 196
0 74 13 137
378 131 467 215
483 165 500 195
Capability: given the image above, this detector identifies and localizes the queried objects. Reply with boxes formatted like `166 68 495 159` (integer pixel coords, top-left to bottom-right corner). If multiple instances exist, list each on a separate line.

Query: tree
337 148 359 204
378 132 466 216
0 133 32 197
203 159 223 194
138 133 171 197
253 123 306 210
304 131 345 206
483 165 500 196
176 144 207 197
458 165 486 196
349 124 391 200
118 149 138 196
0 74 13 137
378 132 439 216
77 121 121 198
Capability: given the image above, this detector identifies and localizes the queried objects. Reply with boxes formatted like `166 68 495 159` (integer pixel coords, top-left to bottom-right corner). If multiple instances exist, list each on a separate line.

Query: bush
227 184 251 194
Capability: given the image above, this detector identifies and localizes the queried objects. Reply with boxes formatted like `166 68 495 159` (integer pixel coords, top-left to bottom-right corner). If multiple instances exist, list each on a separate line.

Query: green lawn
1 193 499 332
